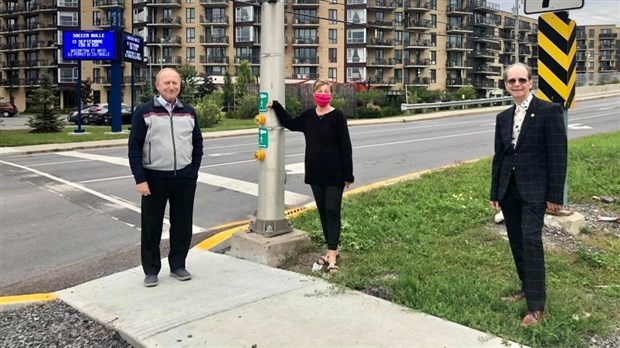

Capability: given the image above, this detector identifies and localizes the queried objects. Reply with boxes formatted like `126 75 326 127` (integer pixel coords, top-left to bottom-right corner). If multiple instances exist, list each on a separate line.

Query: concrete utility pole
251 0 292 237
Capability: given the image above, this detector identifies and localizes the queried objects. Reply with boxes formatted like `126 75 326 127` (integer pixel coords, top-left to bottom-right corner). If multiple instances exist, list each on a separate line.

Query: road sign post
537 11 576 206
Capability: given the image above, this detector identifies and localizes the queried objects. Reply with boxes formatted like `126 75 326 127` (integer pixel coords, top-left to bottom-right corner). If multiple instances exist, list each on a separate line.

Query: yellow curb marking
0 293 58 305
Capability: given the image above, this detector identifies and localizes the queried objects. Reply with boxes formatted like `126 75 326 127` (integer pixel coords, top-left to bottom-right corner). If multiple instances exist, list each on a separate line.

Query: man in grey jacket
128 68 203 287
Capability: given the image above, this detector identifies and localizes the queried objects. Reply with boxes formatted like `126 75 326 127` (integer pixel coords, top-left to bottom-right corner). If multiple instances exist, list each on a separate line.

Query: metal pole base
249 218 293 238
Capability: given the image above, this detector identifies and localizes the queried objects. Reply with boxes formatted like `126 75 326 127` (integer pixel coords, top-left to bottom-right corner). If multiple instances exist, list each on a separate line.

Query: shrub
285 94 302 117
231 94 258 119
194 98 224 128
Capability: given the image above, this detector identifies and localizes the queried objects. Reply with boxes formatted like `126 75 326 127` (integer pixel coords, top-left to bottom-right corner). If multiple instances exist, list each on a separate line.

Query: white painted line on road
80 175 134 184
285 162 305 175
56 151 312 206
353 130 494 150
28 159 92 167
0 159 206 239
568 124 593 130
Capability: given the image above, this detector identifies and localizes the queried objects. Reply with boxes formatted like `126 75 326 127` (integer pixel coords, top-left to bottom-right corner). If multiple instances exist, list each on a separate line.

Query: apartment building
0 0 617 111
575 24 619 86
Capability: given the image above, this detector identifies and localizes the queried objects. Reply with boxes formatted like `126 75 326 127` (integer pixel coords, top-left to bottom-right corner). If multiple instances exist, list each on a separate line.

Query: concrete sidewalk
57 248 525 348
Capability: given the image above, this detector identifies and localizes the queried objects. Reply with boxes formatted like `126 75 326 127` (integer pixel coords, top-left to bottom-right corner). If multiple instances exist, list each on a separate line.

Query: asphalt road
1 96 618 295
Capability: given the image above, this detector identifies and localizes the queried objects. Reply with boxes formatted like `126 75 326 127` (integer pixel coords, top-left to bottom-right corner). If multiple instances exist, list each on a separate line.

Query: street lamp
157 39 164 72
143 56 152 83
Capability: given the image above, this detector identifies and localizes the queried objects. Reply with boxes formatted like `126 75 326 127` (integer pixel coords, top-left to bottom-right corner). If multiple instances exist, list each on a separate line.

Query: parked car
66 104 94 124
86 103 132 125
0 102 18 117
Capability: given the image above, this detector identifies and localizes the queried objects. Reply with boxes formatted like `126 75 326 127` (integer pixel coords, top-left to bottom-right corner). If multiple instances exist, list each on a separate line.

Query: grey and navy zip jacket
128 96 203 184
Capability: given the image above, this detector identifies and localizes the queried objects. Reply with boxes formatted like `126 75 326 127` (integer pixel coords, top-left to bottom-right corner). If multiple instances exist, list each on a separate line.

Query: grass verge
288 130 620 348
0 118 256 147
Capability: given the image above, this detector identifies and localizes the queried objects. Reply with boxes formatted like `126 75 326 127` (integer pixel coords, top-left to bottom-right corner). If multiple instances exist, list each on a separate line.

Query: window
347 48 366 63
430 51 436 65
236 27 254 43
329 29 337 44
329 9 337 24
186 28 195 43
328 68 337 81
430 69 436 83
236 6 253 22
347 10 366 24
58 11 78 26
589 50 594 59
58 0 78 6
186 47 195 63
92 12 101 26
347 29 365 44
329 48 337 63
588 29 594 36
346 67 366 82
186 8 195 23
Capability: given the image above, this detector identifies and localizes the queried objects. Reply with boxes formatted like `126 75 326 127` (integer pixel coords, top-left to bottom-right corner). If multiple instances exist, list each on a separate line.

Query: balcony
292 0 320 8
147 16 182 27
472 0 500 13
599 32 618 38
599 65 616 72
599 56 616 62
447 4 471 15
367 58 399 67
368 0 400 10
404 0 432 11
447 24 473 33
404 19 436 30
367 19 395 29
599 44 615 50
473 65 501 75
404 58 431 67
446 77 472 87
446 60 473 69
94 0 125 9
405 39 436 48
0 59 55 68
96 18 126 29
293 17 320 26
474 16 500 28
292 57 319 65
200 15 228 26
446 42 472 51
0 2 57 16
473 78 496 89
200 55 229 65
200 35 229 46
473 34 500 44
146 0 182 7
405 77 431 86
199 0 228 7
473 49 498 59
146 36 182 46
292 36 319 46
368 38 400 47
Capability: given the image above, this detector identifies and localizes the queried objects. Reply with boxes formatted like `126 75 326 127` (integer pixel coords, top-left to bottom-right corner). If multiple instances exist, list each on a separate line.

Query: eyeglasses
506 78 529 85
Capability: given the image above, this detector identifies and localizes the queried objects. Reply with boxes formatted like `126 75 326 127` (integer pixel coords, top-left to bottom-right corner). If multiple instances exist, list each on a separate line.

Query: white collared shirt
511 93 533 147
157 95 178 113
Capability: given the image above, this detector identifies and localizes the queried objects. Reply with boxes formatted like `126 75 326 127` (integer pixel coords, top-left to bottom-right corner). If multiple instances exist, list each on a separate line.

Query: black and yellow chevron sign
537 12 576 109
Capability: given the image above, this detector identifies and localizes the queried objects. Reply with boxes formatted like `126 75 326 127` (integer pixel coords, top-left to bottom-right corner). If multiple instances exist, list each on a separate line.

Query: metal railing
401 96 512 111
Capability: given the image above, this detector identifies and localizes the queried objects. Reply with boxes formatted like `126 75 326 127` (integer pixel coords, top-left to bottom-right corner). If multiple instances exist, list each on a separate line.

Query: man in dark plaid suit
490 63 567 327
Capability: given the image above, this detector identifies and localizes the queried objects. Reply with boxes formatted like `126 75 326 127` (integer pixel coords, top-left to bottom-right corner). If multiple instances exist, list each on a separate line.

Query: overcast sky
494 0 620 26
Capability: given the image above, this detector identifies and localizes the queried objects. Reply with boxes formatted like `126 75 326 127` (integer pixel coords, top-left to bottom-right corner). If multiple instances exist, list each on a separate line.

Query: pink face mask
313 93 332 107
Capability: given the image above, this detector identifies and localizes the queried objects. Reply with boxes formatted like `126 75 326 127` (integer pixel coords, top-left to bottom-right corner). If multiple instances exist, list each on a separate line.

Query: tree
178 65 198 104
26 72 64 132
195 73 217 98
222 70 235 113
235 60 254 99
136 77 155 104
80 77 94 106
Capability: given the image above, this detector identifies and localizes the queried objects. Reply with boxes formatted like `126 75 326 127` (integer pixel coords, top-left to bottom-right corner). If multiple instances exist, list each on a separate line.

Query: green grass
291 130 620 348
0 118 256 147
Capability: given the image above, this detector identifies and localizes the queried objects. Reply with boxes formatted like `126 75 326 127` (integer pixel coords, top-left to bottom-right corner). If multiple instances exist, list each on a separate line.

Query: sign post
536 10 577 206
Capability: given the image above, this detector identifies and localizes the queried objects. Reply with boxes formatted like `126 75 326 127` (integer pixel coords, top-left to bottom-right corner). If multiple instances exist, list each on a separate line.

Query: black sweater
272 100 354 186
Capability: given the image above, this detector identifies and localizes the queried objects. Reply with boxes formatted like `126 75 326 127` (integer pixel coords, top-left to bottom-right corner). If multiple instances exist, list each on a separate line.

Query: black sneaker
144 274 158 287
170 268 191 281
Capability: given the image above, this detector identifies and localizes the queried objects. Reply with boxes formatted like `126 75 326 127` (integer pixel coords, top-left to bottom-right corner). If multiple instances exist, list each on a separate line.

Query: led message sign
62 31 117 60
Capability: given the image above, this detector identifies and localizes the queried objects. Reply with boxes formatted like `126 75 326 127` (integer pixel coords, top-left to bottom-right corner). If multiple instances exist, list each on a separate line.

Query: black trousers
500 174 547 312
310 184 344 250
141 175 197 275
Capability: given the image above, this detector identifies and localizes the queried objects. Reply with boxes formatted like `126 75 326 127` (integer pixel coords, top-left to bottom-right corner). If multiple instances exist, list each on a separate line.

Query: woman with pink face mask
267 79 354 273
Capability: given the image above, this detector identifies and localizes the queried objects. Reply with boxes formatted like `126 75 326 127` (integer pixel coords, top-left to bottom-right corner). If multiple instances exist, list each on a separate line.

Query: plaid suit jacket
490 96 567 204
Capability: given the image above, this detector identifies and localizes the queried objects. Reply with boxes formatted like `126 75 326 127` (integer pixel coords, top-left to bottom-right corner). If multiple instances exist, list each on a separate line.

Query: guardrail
401 96 513 111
